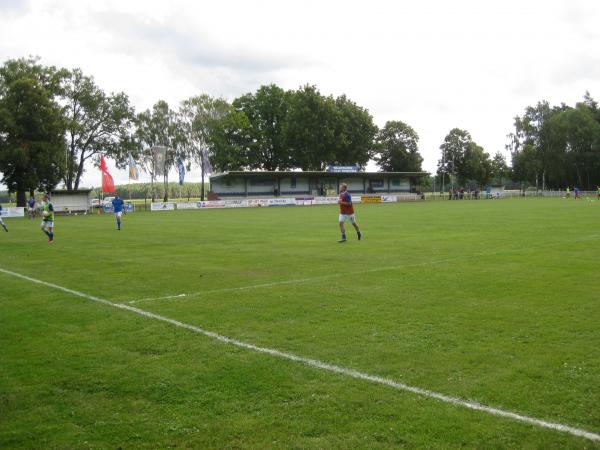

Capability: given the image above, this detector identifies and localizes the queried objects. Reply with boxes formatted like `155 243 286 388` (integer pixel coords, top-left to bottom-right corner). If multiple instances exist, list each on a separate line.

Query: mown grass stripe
1 266 599 443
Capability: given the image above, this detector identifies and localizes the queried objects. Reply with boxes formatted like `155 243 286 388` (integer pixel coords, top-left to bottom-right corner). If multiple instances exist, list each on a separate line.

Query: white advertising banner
268 198 296 207
153 193 422 213
176 202 199 209
199 201 226 208
246 199 271 208
151 202 175 211
0 207 25 218
201 200 256 208
295 197 314 206
393 194 420 202
223 200 248 208
312 197 339 205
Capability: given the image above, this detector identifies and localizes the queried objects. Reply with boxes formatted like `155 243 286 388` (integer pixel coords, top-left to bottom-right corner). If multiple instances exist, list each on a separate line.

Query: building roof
210 170 429 181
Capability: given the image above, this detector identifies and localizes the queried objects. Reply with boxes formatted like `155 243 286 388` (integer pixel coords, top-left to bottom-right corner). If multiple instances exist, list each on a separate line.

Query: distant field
1 198 599 449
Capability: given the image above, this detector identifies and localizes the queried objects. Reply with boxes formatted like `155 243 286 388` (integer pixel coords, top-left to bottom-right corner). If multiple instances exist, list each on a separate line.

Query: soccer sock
48 232 53 240
117 219 121 228
341 232 346 240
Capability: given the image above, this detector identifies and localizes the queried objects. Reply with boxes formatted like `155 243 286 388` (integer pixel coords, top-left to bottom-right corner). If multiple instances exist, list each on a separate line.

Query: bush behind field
90 182 209 200
0 183 210 203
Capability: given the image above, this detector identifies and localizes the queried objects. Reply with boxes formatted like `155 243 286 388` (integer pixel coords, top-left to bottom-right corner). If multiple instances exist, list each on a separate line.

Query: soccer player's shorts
41 220 54 229
28 207 34 213
115 211 123 218
339 214 356 223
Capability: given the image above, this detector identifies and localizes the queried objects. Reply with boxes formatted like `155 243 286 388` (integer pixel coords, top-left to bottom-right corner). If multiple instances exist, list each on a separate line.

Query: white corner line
1 266 599 443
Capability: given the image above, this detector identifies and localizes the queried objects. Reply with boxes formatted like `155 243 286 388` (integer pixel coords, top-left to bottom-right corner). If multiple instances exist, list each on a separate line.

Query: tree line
89 182 208 201
508 93 600 190
436 94 600 191
1 56 598 205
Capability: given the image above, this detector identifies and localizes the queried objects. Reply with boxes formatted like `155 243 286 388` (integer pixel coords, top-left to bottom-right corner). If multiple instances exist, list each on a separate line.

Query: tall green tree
508 95 600 189
437 128 490 187
507 101 570 189
134 100 186 201
569 99 600 188
582 91 600 123
511 144 542 190
206 105 253 173
329 95 377 168
62 68 135 190
437 128 470 188
462 142 492 186
0 57 66 206
282 85 377 170
489 152 510 185
233 84 292 171
283 85 337 170
180 94 230 199
374 120 422 172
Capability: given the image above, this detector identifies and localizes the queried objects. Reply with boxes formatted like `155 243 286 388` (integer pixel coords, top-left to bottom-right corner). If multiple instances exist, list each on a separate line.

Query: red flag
100 155 115 193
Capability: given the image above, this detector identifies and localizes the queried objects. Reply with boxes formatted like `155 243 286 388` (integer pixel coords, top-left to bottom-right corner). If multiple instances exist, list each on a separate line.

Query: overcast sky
1 0 599 188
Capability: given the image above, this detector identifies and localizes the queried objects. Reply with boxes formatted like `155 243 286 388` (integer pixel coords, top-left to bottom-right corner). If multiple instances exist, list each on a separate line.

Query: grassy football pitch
1 198 599 449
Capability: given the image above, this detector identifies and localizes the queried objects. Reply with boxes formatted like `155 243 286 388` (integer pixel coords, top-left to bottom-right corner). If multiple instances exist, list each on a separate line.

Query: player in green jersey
40 194 55 243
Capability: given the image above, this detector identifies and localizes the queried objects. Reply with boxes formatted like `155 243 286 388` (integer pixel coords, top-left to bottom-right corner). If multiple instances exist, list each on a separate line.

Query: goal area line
127 234 600 306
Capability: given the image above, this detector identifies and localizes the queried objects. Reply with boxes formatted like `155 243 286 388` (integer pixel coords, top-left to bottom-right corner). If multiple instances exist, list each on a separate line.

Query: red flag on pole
100 155 115 193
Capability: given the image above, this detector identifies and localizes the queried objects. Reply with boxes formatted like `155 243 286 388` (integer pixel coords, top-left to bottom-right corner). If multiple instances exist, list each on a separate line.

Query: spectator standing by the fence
597 186 600 199
566 186 570 198
27 196 36 219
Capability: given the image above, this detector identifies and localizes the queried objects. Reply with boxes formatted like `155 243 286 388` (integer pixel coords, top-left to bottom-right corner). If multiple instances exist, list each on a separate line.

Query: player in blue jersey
111 193 125 230
0 204 8 232
27 196 36 219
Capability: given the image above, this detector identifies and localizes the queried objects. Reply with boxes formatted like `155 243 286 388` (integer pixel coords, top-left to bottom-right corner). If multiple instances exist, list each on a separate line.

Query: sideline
1 266 599 443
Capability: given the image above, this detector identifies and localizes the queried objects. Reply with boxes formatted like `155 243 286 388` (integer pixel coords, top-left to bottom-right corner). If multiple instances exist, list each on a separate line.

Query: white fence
428 190 598 200
151 194 422 211
518 190 597 198
0 207 25 218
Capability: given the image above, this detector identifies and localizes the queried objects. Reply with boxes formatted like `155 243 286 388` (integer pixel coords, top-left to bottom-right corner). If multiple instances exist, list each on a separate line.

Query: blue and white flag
177 157 185 185
128 153 139 180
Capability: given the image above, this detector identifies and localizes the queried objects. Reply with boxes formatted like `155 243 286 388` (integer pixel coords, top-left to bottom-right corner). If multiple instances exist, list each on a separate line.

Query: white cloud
1 0 599 188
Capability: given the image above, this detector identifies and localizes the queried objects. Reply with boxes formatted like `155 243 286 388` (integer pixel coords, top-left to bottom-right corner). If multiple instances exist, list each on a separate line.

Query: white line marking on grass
128 234 600 305
128 256 469 305
1 266 599 443
128 293 186 304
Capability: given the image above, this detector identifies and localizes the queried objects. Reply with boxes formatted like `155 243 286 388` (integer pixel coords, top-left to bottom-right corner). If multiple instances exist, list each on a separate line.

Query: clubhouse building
208 169 428 199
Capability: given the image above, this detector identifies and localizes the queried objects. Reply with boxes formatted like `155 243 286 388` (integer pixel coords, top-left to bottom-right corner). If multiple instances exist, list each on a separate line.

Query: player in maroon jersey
337 183 362 243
